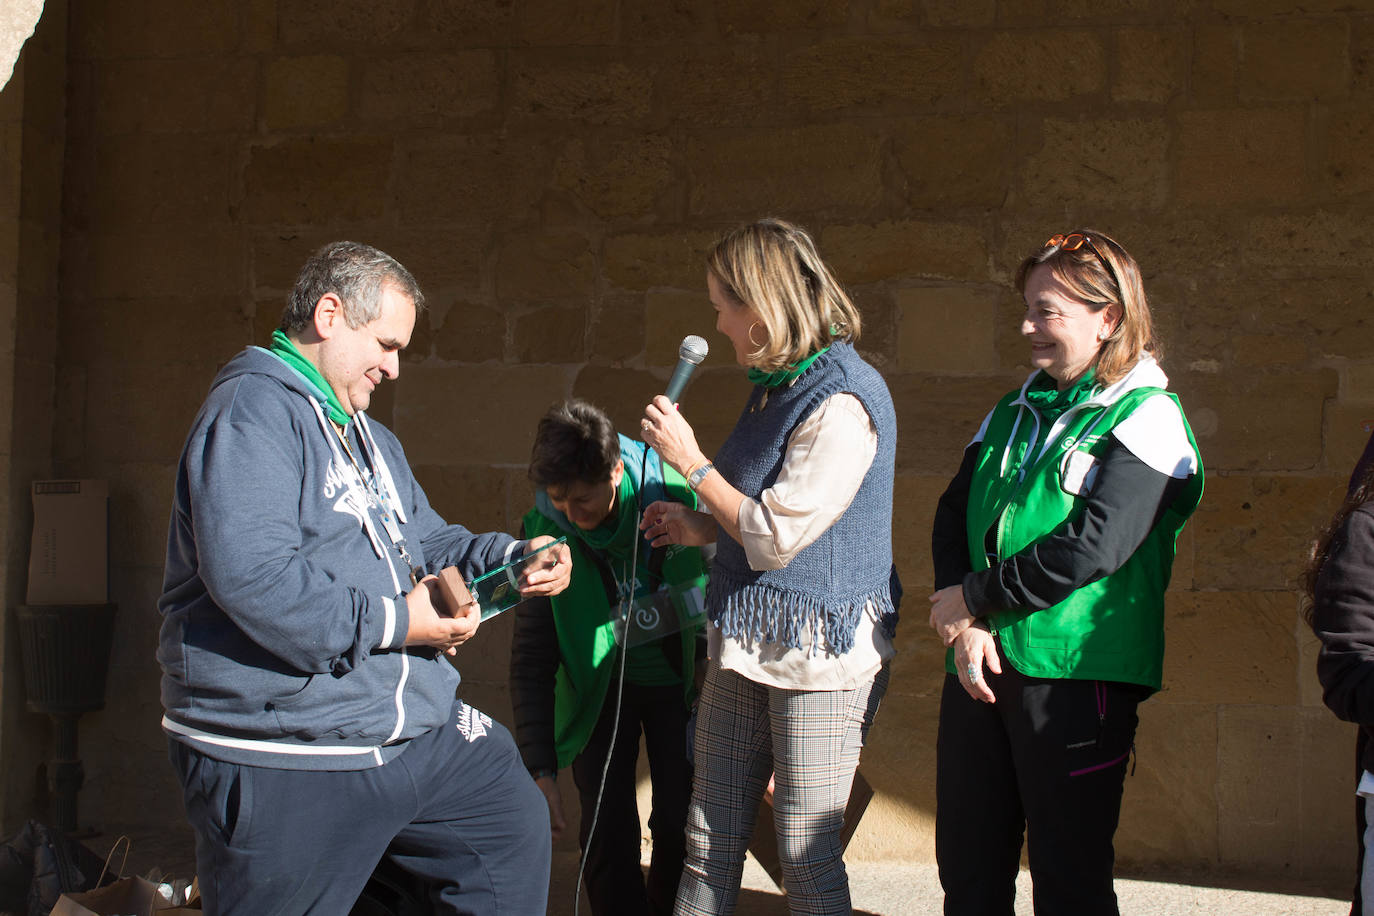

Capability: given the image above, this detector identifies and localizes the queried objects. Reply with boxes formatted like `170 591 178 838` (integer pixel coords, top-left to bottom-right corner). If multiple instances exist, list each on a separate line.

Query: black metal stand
15 603 116 834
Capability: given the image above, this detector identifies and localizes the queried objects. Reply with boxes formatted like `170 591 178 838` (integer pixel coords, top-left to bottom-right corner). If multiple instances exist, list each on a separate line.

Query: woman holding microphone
639 217 898 916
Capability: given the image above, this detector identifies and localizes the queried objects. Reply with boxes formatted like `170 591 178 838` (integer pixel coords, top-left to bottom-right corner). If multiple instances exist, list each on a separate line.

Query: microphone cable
573 338 706 914
573 443 653 916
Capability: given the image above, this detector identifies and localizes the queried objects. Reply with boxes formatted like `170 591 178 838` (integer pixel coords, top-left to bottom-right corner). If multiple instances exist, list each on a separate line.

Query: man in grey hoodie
158 241 571 915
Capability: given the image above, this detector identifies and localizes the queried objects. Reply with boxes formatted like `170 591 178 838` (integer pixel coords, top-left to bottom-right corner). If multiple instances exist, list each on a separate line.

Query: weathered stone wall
0 0 64 835
1 0 1370 891
0 8 25 842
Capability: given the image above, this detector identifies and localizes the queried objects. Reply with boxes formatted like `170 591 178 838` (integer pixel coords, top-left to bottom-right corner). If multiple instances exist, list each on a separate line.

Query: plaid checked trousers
674 662 888 916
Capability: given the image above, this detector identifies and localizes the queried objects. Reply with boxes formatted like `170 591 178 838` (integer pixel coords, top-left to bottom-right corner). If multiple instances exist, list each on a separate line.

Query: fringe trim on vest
708 569 897 656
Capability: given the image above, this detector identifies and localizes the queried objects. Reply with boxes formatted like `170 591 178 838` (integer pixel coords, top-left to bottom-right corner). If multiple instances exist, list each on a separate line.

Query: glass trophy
468 536 568 620
612 581 707 648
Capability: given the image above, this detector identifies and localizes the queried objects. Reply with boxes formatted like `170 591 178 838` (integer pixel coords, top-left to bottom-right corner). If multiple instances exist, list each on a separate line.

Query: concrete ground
91 827 1352 914
543 850 1353 916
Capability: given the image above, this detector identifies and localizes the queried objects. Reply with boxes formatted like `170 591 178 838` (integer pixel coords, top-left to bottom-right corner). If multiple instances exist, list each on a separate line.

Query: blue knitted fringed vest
709 341 899 655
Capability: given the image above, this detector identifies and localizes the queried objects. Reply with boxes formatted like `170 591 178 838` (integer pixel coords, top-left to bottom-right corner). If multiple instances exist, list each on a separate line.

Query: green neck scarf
576 473 643 570
268 329 351 426
1024 368 1098 425
747 346 830 390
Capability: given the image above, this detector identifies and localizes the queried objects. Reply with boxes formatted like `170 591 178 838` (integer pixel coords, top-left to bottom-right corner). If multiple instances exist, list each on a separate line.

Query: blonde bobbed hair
1014 229 1159 387
706 218 861 372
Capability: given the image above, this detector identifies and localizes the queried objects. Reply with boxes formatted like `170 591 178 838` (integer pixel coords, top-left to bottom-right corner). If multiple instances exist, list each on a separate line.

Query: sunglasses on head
1046 233 1102 256
1044 233 1122 293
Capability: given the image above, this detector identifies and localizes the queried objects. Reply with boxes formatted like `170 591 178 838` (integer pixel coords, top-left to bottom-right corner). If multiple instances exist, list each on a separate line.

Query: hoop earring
748 322 765 348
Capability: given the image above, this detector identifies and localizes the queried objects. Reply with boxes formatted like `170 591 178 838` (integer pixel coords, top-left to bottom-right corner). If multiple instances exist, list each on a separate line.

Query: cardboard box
26 479 109 605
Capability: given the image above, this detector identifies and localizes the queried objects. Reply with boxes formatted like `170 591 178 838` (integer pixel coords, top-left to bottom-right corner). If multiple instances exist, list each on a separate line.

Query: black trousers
571 681 691 916
935 653 1147 916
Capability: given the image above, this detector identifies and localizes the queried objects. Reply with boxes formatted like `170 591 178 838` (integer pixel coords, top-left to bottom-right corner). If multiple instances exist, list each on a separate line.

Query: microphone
664 335 709 403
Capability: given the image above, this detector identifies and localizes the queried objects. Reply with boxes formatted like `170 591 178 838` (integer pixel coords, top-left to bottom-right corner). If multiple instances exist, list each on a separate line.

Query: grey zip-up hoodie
158 347 520 770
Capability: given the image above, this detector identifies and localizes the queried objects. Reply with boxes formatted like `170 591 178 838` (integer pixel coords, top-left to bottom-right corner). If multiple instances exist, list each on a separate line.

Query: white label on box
26 479 109 605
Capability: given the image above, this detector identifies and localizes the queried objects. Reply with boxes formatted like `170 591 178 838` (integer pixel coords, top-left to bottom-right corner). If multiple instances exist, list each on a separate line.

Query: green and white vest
959 362 1203 690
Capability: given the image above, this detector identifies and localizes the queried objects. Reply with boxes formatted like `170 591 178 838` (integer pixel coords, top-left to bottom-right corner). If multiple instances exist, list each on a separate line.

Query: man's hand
929 584 975 647
404 575 481 655
518 535 572 597
534 773 567 843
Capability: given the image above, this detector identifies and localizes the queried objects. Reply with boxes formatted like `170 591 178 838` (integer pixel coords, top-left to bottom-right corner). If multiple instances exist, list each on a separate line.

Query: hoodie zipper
308 396 412 744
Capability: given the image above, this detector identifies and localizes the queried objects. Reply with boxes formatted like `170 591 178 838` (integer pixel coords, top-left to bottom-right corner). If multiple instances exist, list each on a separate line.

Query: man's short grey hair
280 241 426 333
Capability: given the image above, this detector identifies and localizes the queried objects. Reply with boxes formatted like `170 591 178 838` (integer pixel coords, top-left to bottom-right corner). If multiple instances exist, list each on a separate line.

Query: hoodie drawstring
308 397 392 568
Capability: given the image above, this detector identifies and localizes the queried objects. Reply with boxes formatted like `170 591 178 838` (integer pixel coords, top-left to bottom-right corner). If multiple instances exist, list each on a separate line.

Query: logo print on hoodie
324 457 373 533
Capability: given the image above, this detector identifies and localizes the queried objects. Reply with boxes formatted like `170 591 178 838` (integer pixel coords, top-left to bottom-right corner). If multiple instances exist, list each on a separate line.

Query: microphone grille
679 335 709 364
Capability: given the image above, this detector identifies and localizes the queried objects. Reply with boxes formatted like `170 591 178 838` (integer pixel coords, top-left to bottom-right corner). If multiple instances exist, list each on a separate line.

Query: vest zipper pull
1095 680 1106 748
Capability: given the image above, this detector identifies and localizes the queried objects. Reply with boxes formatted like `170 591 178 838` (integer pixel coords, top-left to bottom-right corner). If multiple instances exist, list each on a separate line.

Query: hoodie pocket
266 675 325 739
266 663 419 742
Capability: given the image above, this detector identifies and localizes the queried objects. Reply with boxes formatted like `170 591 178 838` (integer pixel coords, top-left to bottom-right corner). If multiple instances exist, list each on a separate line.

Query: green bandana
575 473 640 565
268 329 351 426
747 346 830 390
1024 368 1098 425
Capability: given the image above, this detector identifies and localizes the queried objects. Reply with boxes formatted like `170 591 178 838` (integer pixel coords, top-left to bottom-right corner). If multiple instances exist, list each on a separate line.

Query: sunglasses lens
1045 233 1087 250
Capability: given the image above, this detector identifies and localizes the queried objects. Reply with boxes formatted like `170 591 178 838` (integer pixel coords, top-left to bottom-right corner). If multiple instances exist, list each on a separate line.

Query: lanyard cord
332 423 415 573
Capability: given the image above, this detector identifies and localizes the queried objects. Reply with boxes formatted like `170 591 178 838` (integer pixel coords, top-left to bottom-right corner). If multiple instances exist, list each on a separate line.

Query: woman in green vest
929 231 1204 915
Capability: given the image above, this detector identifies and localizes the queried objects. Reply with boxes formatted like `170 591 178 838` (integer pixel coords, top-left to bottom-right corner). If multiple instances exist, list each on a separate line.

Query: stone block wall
0 10 26 841
0 0 1370 891
0 0 64 835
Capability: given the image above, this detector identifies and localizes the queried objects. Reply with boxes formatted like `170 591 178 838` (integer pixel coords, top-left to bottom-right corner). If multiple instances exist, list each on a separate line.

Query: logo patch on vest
1059 433 1102 452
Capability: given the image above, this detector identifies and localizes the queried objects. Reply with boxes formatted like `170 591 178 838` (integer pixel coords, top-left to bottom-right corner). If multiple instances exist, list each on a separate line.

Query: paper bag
153 877 200 914
747 768 874 891
50 875 163 916
50 836 198 916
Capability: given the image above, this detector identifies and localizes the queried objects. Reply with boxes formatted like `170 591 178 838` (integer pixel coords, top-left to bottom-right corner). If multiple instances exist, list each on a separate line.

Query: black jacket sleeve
932 444 978 589
511 516 563 774
509 591 561 775
509 516 562 775
962 435 1187 616
1313 504 1374 728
